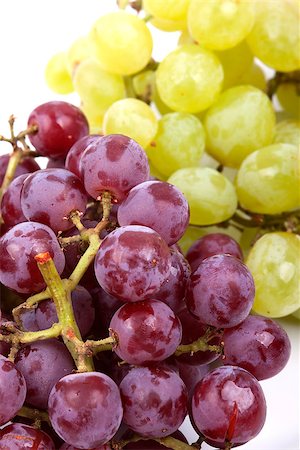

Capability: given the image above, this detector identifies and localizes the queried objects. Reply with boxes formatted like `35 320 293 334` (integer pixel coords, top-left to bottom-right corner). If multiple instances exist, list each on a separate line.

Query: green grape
204 85 276 168
66 36 91 75
168 167 237 225
247 0 300 72
216 41 253 90
239 227 260 260
146 112 206 178
90 11 153 75
45 52 74 94
148 159 167 181
276 83 300 119
292 308 300 320
149 16 187 32
234 63 267 91
274 119 300 147
103 98 158 149
177 29 194 46
152 80 174 115
132 70 155 103
236 144 300 215
73 58 126 115
187 0 255 51
81 103 104 134
143 0 190 22
156 44 224 113
246 232 300 318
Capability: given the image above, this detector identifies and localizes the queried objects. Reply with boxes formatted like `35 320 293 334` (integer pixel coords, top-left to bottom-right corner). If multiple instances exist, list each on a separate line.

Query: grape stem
15 405 51 426
266 70 300 99
175 327 224 357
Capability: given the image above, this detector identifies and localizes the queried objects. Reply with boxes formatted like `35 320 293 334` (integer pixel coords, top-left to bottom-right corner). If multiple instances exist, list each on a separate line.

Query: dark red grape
186 233 243 272
0 154 40 186
65 134 101 179
191 366 266 446
223 315 291 380
154 249 190 313
0 423 55 449
109 299 182 365
48 372 123 449
176 308 222 365
46 157 66 169
93 286 124 336
120 365 187 438
117 180 189 245
27 101 89 159
35 285 95 337
59 443 110 450
94 225 172 302
0 355 27 426
15 338 75 409
185 254 255 328
177 360 210 401
0 221 65 294
1 174 28 228
80 134 150 202
21 168 87 233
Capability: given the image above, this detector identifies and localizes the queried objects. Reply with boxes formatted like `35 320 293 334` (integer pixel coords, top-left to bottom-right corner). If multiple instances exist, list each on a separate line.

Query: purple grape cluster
0 101 292 449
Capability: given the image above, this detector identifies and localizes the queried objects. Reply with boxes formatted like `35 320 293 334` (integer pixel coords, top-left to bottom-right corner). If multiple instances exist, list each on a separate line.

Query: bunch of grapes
0 0 299 449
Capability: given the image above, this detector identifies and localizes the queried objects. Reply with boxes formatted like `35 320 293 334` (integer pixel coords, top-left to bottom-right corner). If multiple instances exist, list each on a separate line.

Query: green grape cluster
44 0 300 321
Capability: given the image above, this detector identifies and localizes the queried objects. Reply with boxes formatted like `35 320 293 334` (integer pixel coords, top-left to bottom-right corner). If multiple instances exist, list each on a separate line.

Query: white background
0 1 299 449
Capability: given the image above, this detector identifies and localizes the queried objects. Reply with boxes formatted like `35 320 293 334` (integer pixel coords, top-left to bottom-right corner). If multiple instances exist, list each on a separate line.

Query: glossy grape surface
65 134 101 179
1 174 28 227
0 423 55 449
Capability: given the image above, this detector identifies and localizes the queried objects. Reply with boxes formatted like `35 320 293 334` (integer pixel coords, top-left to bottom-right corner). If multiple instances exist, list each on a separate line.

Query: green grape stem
15 405 51 426
267 70 300 99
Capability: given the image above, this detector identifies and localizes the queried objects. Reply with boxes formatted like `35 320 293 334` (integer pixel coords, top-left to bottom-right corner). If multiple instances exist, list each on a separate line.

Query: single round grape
109 299 182 364
73 58 126 114
66 35 91 74
0 423 55 449
120 365 187 438
117 180 189 245
246 232 300 318
276 83 300 119
0 356 27 426
28 101 89 159
146 112 206 178
94 225 171 302
48 372 123 449
186 233 243 272
223 315 291 380
216 41 253 90
156 44 224 113
81 134 150 202
204 85 276 168
65 134 101 179
90 11 153 75
168 167 237 225
191 366 266 445
177 360 210 401
143 0 189 22
0 221 65 294
188 0 255 51
35 285 95 338
273 119 300 147
21 168 87 233
0 154 40 186
45 51 74 94
186 254 255 328
236 144 300 214
154 248 190 313
1 174 28 227
150 15 187 31
246 0 300 72
235 63 267 91
103 98 158 149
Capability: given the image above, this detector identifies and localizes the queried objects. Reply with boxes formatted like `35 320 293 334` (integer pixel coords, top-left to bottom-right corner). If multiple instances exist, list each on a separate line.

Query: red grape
65 134 101 179
0 423 55 449
0 154 40 185
1 174 28 227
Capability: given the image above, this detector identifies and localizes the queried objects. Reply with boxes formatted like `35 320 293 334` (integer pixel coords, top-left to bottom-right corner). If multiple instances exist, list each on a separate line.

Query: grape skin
1 174 28 227
0 423 55 449
48 372 123 449
45 51 74 94
0 154 40 186
65 134 101 179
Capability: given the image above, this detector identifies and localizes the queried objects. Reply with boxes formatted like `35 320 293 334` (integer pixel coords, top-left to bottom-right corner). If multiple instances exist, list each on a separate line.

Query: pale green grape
177 29 194 46
81 103 104 134
274 119 300 147
216 41 253 90
246 232 300 318
204 85 276 168
73 58 126 114
168 167 237 225
188 0 255 51
276 83 300 119
236 144 300 214
156 44 224 113
132 70 155 103
239 227 260 260
234 63 266 91
146 113 205 178
150 16 187 32
90 11 153 75
247 0 300 72
103 98 158 149
292 308 300 320
143 0 190 22
45 52 74 94
66 36 91 74
152 80 174 115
